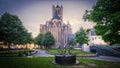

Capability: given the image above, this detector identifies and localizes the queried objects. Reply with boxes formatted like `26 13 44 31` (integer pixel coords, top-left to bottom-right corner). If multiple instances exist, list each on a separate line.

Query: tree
22 32 33 49
75 27 88 45
68 39 75 46
44 31 55 48
23 32 33 44
86 29 90 34
0 12 31 51
83 0 120 44
34 32 55 49
34 33 44 49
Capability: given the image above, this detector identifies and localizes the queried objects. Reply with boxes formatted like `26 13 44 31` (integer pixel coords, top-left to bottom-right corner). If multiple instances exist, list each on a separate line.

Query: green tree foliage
68 39 75 46
34 31 55 49
22 33 33 44
0 12 32 51
83 0 120 44
75 27 88 45
34 34 44 47
86 29 90 34
44 32 55 48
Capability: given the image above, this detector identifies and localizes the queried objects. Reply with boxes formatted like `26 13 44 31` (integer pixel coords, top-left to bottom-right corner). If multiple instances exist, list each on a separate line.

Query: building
88 29 107 45
40 5 72 48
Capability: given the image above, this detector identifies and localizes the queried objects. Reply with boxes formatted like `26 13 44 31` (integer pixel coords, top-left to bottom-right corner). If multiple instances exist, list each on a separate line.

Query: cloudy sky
0 0 97 37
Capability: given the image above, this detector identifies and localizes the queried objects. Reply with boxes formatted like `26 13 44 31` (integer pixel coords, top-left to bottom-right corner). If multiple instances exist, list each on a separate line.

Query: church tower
52 5 63 21
40 5 72 48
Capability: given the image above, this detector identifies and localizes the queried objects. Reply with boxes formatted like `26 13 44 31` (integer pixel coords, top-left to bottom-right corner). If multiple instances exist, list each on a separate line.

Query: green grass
0 57 65 68
0 49 35 57
0 49 35 54
77 58 120 68
0 57 120 68
46 49 95 56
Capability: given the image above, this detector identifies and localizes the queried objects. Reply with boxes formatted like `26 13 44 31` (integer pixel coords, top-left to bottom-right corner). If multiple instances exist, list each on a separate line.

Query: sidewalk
87 56 120 62
31 49 54 57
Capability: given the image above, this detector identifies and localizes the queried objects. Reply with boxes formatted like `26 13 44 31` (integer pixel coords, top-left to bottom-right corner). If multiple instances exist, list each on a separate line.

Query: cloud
0 0 97 37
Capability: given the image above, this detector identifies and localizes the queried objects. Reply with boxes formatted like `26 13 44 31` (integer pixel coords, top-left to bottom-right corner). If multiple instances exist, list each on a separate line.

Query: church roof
52 11 60 19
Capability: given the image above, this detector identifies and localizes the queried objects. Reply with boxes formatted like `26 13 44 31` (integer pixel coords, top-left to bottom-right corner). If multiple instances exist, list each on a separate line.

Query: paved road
32 49 54 57
87 56 120 62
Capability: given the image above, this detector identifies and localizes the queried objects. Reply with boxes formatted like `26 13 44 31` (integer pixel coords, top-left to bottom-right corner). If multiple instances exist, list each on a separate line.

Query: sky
0 0 97 37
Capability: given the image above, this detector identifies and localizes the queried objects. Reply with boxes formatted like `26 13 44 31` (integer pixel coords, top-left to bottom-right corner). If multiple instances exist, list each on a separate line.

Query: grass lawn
46 49 95 56
0 57 120 68
0 49 35 54
0 49 35 57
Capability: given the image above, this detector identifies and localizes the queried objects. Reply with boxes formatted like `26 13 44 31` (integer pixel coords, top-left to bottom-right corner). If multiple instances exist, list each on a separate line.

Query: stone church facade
40 5 72 48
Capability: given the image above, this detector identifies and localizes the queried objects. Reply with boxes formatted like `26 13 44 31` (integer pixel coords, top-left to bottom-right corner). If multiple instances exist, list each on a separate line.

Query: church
40 5 72 48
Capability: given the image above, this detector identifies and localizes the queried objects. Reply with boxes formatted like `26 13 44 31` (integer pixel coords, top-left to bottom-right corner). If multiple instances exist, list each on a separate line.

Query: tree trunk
8 43 11 52
39 45 42 49
26 44 27 49
45 46 47 49
48 45 51 49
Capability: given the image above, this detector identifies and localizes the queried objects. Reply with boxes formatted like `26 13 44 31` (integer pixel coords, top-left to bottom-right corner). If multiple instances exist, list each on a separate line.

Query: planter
53 54 79 65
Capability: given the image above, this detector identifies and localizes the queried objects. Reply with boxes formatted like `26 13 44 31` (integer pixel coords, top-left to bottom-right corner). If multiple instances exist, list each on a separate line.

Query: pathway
31 49 120 62
32 49 54 57
86 56 120 62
